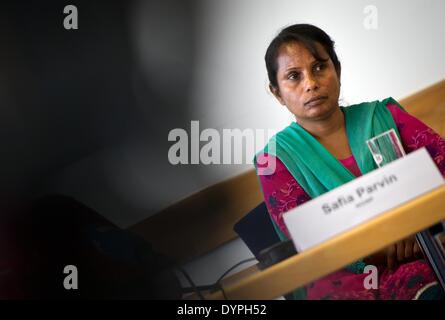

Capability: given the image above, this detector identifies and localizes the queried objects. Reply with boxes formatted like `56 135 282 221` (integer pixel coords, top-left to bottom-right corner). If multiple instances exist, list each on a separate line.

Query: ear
336 67 342 85
269 84 286 106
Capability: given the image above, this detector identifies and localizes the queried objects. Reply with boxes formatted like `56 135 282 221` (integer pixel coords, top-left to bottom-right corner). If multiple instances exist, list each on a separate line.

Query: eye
314 62 326 72
287 72 300 80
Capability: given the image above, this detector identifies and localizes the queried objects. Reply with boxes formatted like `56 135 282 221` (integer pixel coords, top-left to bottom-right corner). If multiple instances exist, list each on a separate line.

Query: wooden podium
203 184 445 300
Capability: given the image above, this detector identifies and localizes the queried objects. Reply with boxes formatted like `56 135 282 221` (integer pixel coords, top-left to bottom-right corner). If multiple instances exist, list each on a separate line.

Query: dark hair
265 24 341 89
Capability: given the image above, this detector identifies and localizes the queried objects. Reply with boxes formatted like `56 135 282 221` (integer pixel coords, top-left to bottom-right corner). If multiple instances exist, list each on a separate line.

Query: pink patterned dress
257 103 445 300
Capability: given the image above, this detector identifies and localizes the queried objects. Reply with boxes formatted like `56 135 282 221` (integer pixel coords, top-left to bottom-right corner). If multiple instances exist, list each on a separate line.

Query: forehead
275 41 328 71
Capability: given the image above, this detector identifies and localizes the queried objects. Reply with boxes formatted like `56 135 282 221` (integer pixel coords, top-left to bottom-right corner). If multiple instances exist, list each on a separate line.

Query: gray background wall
37 0 445 229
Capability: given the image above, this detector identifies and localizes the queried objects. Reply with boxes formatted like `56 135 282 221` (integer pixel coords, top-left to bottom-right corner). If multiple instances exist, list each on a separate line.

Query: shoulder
255 152 287 176
254 123 295 163
342 97 406 117
376 97 410 121
343 97 403 108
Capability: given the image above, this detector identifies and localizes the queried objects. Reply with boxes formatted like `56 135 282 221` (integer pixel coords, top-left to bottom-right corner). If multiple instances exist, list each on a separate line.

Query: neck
297 107 345 139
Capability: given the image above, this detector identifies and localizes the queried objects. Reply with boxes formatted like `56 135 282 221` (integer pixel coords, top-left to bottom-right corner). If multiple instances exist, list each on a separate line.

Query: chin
306 106 331 119
311 102 337 117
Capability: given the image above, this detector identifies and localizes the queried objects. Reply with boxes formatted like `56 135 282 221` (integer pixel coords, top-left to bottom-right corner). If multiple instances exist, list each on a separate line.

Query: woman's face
271 41 341 123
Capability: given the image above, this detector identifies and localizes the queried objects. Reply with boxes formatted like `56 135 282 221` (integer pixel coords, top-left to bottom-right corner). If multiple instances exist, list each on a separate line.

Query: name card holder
284 148 445 252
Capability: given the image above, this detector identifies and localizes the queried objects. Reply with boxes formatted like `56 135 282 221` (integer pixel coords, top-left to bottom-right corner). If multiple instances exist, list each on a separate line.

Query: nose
304 72 319 92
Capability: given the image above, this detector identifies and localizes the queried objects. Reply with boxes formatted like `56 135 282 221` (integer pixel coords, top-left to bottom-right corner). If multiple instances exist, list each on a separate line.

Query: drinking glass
366 128 406 168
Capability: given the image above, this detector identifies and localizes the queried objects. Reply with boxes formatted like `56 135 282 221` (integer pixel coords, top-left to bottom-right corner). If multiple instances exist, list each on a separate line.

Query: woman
254 24 445 300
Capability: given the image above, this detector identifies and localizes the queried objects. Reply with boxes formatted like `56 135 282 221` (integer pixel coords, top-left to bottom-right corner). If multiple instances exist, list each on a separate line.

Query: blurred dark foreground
0 195 182 299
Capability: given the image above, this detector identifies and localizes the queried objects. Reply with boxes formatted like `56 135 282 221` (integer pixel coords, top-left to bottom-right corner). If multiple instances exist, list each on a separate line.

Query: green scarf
254 97 405 299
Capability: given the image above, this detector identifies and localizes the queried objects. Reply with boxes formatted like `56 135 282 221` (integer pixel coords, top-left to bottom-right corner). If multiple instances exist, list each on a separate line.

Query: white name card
283 148 444 252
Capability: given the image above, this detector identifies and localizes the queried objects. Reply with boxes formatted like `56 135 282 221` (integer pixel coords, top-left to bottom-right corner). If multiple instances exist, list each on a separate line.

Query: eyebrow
285 66 301 72
284 60 321 73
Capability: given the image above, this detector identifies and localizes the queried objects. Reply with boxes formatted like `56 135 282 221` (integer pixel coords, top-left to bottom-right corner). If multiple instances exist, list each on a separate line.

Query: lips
304 96 327 106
